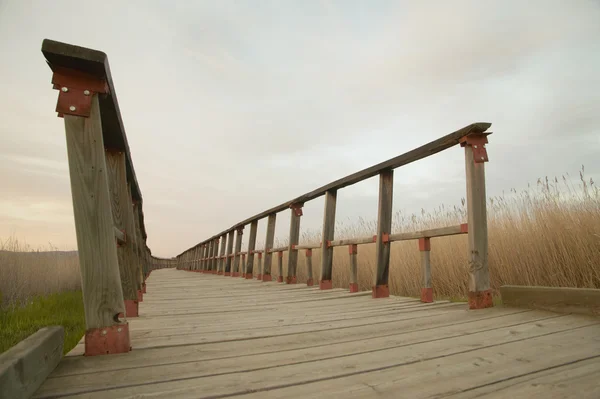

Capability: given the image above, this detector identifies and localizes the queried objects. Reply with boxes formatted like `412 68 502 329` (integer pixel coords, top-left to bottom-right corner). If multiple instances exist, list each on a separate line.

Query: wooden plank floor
34 269 600 398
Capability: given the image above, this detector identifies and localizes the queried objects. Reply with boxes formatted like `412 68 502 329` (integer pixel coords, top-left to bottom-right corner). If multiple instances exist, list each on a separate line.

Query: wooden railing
176 122 493 308
41 39 175 356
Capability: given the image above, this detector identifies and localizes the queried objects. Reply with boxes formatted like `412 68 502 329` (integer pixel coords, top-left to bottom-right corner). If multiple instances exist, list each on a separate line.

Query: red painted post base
245 273 253 279
286 276 297 284
277 276 284 283
306 278 314 287
123 300 139 317
421 287 433 303
257 274 262 280
261 274 272 282
372 285 389 298
142 283 146 294
232 272 240 277
319 280 332 290
84 323 131 356
349 283 359 293
224 272 231 276
217 271 223 275
468 289 493 309
137 290 143 302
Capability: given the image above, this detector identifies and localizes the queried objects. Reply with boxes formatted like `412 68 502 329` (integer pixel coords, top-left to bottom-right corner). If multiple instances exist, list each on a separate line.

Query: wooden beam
389 224 467 242
320 190 337 290
373 170 393 298
245 221 258 278
500 286 600 316
218 234 227 274
63 94 129 355
106 150 139 316
329 236 373 247
0 327 64 399
464 136 492 309
262 214 276 281
294 243 321 250
224 231 234 275
286 205 302 284
232 228 244 277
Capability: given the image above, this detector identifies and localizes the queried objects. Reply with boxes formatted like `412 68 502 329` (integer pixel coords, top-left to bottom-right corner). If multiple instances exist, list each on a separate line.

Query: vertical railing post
126 184 144 294
461 133 492 309
131 199 146 293
218 234 227 275
256 252 263 280
232 227 244 277
58 87 130 355
349 244 358 293
320 190 337 290
212 238 220 273
287 204 303 284
305 249 314 286
224 231 234 276
419 238 433 303
373 170 393 298
277 251 284 282
202 242 209 273
262 214 276 282
105 150 141 317
245 221 258 279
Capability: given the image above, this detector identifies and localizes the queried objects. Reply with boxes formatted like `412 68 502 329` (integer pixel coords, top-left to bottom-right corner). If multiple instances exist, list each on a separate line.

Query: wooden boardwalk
34 269 600 399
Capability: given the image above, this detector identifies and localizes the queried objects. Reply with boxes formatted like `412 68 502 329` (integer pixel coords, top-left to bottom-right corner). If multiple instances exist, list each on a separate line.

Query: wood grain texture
389 224 466 242
320 190 337 282
63 95 125 328
225 231 234 273
35 269 600 399
218 234 227 273
232 229 243 274
0 327 64 399
421 251 431 288
465 145 489 292
263 214 276 276
374 170 393 287
105 151 138 300
287 208 301 281
246 221 258 275
127 185 143 286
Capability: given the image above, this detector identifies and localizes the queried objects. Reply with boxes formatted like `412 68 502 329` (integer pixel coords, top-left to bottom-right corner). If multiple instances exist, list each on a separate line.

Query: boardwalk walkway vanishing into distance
0 39 598 399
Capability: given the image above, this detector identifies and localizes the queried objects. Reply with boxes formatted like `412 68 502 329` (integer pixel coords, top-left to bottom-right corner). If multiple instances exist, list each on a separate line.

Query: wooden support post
201 242 208 272
461 133 492 309
277 251 284 282
218 234 227 275
208 241 215 273
224 230 234 276
286 204 303 284
232 227 244 277
256 252 263 280
130 197 145 292
245 221 258 279
62 94 129 356
212 238 220 273
305 249 314 286
419 238 433 303
105 150 140 317
241 253 247 278
262 213 276 282
349 244 358 293
373 170 393 298
320 190 337 290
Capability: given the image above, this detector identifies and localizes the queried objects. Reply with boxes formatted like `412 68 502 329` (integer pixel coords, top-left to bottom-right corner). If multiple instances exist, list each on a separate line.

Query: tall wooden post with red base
43 44 131 356
461 132 493 309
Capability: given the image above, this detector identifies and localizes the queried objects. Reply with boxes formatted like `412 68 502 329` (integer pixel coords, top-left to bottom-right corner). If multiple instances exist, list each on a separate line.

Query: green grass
0 291 85 355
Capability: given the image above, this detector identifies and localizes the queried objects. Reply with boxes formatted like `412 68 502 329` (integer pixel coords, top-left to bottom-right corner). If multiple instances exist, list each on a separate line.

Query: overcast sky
0 0 598 257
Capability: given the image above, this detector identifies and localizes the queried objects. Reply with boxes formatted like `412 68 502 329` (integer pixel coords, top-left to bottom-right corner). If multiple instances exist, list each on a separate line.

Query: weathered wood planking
0 327 64 399
105 150 138 303
500 285 600 316
63 95 125 328
34 269 600 399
